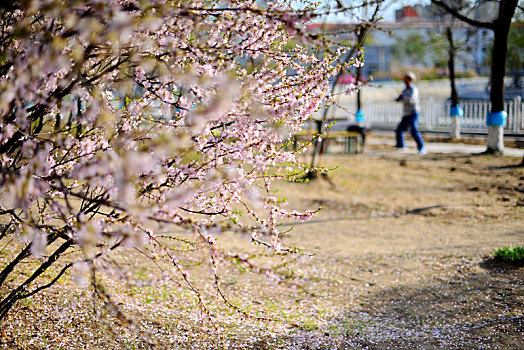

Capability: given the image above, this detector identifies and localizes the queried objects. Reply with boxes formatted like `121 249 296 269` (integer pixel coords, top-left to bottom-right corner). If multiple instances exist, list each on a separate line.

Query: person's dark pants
395 112 424 150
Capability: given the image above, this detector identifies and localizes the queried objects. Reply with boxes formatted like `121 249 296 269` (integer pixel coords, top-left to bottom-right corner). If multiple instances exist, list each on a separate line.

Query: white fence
357 96 524 134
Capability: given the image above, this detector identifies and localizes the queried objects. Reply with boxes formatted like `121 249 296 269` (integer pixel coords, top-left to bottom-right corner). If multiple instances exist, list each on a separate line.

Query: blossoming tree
0 0 365 324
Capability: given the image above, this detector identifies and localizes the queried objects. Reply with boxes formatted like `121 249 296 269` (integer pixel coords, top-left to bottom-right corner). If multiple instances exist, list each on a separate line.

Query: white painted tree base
450 117 461 139
486 125 504 153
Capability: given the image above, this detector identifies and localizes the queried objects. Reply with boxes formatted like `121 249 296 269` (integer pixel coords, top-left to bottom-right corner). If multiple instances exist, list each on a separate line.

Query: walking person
395 72 426 154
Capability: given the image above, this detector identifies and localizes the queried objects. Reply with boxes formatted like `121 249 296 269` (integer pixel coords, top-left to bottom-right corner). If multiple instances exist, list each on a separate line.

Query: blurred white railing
356 96 523 134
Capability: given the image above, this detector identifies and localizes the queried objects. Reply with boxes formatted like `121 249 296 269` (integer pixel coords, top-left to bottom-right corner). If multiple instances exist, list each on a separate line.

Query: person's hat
404 71 416 81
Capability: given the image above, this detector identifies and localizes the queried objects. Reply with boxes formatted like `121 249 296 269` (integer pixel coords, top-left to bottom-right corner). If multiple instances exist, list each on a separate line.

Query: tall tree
446 27 459 108
446 25 466 139
307 0 386 174
432 0 520 153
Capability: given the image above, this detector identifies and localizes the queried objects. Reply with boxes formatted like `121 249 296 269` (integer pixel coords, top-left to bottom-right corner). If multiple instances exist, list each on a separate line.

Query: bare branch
431 0 495 29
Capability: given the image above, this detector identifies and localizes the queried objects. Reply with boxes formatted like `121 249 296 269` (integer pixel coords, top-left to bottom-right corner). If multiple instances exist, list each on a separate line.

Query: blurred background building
307 3 498 82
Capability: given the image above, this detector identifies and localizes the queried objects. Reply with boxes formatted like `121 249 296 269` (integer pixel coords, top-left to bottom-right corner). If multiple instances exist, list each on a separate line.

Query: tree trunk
356 65 364 126
356 66 362 112
447 28 459 106
512 69 521 88
447 27 461 138
0 245 31 287
0 240 72 322
490 30 510 113
486 1 518 153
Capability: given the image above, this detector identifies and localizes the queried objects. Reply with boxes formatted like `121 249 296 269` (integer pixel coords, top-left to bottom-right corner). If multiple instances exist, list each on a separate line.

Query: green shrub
493 246 524 264
455 70 478 78
389 68 478 81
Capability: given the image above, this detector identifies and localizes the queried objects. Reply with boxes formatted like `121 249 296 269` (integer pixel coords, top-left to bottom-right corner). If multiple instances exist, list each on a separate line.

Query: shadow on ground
340 260 524 349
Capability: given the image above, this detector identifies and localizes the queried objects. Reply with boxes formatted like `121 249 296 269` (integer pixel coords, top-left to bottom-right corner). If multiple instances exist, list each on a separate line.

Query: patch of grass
493 246 524 265
299 317 319 331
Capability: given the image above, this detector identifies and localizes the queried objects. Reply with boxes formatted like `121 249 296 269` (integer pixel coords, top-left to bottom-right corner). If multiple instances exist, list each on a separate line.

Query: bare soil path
1 138 523 349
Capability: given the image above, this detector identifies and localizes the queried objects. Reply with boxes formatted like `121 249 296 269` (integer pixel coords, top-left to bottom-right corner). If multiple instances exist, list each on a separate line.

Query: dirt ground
279 143 524 349
1 138 523 349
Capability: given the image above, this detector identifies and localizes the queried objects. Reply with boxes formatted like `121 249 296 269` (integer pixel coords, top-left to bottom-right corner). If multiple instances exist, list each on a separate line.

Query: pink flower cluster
0 0 361 322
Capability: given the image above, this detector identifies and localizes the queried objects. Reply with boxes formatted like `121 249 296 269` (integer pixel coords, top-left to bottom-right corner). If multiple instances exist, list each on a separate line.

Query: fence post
513 96 522 132
424 97 432 130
